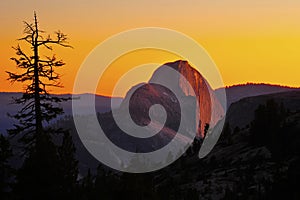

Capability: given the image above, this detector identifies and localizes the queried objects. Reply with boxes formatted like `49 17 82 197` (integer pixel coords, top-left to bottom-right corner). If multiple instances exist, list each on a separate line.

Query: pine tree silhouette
250 99 287 158
0 134 13 199
6 12 75 199
6 11 71 153
57 132 78 198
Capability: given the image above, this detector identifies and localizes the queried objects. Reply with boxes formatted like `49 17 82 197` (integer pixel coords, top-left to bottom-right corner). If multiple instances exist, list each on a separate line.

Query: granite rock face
121 60 225 138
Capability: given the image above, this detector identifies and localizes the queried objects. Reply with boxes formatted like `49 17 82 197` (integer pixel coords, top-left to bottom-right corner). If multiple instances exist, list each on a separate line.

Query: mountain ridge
226 90 300 129
215 82 300 107
0 93 123 134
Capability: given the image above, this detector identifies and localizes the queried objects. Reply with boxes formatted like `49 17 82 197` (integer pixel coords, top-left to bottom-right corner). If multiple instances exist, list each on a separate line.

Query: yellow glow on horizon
1 0 300 96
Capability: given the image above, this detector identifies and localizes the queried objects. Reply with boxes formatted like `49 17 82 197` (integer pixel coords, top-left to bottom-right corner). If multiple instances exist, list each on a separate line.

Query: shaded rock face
128 83 181 129
121 60 224 138
100 83 193 153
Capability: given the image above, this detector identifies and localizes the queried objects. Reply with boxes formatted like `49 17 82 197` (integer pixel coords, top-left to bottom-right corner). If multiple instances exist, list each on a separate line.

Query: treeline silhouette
225 82 300 89
2 97 300 199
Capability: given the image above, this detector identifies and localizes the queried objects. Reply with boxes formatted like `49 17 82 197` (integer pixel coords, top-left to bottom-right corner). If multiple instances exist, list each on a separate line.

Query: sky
1 0 300 97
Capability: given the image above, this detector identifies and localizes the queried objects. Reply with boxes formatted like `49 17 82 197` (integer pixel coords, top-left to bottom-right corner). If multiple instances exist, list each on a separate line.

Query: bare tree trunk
33 12 43 137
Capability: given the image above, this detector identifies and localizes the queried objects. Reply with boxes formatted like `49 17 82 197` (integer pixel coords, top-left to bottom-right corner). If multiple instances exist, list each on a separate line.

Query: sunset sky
1 0 300 97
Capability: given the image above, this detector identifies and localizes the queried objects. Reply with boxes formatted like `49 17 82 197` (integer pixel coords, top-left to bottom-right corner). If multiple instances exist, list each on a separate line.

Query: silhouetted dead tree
6 12 72 153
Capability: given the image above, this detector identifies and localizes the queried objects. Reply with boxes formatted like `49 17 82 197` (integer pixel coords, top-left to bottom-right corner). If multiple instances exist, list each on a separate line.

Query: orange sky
1 0 300 97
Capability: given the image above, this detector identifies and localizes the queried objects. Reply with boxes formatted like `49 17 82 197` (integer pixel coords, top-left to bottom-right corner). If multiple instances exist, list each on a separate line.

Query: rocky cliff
120 60 224 138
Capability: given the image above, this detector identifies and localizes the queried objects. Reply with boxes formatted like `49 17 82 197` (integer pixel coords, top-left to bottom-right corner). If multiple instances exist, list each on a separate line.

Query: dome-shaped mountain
120 60 224 138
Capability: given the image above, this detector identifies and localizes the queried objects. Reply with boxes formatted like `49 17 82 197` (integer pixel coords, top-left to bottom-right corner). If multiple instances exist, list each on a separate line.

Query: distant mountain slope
0 92 122 134
226 90 300 129
215 83 300 107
